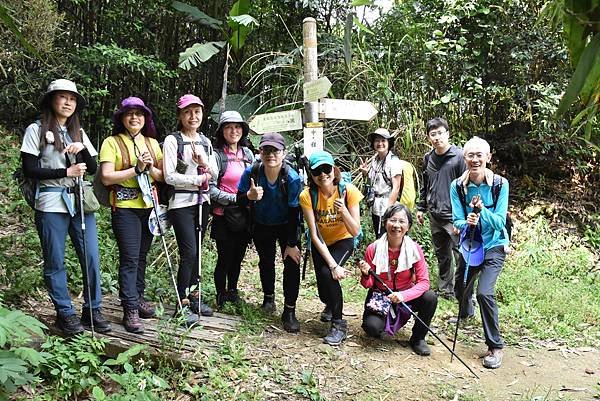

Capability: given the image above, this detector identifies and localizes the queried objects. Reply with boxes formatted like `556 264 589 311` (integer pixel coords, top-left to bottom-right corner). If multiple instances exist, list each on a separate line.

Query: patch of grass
498 217 600 345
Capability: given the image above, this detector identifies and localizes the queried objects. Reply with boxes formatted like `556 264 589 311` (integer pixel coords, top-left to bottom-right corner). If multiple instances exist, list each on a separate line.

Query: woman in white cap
20 79 110 335
163 94 216 322
98 96 163 334
208 111 254 308
359 128 416 238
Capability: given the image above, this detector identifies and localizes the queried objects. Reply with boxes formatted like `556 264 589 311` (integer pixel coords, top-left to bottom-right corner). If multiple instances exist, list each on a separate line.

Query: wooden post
303 17 319 124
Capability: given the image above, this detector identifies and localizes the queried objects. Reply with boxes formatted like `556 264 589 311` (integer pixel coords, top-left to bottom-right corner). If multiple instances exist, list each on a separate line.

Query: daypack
158 131 213 206
248 158 298 198
375 155 418 210
455 175 512 241
93 134 158 208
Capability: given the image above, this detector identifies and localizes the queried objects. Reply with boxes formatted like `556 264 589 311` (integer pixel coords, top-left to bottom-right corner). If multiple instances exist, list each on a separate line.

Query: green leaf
556 33 600 116
228 14 258 28
563 11 586 67
172 1 221 29
0 3 40 58
352 16 374 35
230 0 250 17
352 0 374 6
441 93 452 103
344 14 353 69
178 41 225 70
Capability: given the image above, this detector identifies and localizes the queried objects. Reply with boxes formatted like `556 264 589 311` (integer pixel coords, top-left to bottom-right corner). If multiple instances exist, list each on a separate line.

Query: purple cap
259 132 285 150
459 226 484 267
177 94 204 109
112 97 157 138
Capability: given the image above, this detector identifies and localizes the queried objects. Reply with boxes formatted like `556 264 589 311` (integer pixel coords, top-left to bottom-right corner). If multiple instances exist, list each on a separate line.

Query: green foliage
498 217 600 344
0 302 47 396
295 369 326 401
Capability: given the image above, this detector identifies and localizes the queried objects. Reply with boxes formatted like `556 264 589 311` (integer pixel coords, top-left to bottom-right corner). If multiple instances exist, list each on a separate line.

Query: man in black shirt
416 118 466 299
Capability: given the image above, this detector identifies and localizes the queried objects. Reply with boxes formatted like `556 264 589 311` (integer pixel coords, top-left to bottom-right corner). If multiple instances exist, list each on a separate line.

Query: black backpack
455 175 512 241
214 146 254 187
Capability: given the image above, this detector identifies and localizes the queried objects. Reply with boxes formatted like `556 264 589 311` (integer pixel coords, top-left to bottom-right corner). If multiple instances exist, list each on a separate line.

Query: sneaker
123 309 144 333
261 295 276 314
323 319 347 346
189 294 214 317
281 306 300 333
409 337 431 356
320 305 332 322
138 298 156 319
483 348 503 369
56 314 84 336
81 309 112 333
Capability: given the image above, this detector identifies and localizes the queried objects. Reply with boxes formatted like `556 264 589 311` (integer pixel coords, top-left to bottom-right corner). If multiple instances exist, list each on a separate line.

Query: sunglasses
310 164 333 176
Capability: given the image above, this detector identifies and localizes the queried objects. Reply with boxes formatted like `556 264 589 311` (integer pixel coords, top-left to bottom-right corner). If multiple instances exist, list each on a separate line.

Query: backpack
455 175 512 241
377 155 418 209
14 121 41 208
93 134 158 208
248 158 297 198
158 131 213 206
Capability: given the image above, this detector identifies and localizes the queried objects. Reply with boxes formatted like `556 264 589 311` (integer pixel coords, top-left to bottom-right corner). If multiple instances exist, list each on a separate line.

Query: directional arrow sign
319 98 378 121
248 109 303 134
303 77 332 102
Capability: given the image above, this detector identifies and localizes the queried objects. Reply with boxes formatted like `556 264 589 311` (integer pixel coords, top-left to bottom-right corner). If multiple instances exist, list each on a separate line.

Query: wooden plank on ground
32 295 242 365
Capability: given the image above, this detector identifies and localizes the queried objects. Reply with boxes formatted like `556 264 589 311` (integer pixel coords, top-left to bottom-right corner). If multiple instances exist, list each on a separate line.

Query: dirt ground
242 296 599 401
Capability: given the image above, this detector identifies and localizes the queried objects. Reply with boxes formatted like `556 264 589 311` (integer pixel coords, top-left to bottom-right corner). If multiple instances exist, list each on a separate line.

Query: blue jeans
34 211 102 317
111 208 154 310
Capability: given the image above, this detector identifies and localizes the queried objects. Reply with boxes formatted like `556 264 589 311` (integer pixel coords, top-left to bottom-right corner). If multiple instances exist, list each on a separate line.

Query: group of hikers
21 79 509 370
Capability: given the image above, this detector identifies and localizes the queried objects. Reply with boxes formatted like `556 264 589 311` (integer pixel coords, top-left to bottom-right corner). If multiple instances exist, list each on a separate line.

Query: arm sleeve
450 179 467 230
22 152 67 179
286 206 300 247
399 244 430 302
78 147 97 175
208 152 236 205
417 154 428 212
360 243 376 289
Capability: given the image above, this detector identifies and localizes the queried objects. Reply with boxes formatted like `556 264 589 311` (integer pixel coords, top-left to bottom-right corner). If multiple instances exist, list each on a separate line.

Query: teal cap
308 150 334 169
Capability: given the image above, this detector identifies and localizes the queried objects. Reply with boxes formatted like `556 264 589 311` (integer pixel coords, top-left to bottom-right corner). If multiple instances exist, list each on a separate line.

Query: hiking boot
226 289 243 305
216 292 227 309
138 298 156 319
261 294 276 314
320 305 332 322
173 305 199 328
56 314 84 336
323 319 347 346
189 294 214 317
281 306 300 333
123 309 144 333
81 309 112 333
409 337 431 356
483 348 503 369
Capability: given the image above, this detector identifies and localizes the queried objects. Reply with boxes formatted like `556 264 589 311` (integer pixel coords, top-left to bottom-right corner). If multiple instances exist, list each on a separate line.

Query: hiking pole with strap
451 203 481 363
144 173 183 312
366 269 479 379
78 176 95 337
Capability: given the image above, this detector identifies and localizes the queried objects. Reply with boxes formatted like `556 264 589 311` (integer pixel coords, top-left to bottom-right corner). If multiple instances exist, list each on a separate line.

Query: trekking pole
366 269 479 379
144 173 183 311
197 199 203 316
451 204 481 363
78 176 95 337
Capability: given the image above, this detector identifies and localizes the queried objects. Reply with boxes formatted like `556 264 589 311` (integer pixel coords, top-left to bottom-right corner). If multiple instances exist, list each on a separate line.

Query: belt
39 186 76 194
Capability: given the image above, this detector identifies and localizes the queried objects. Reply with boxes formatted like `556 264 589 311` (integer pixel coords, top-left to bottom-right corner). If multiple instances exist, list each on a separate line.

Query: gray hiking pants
455 245 506 349
429 214 460 295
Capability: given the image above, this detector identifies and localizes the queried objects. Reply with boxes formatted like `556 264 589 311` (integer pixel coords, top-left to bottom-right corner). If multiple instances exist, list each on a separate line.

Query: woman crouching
357 203 438 355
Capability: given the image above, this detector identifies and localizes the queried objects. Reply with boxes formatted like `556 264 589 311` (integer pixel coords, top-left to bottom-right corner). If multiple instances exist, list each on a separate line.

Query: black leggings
168 204 209 301
211 215 249 296
253 223 300 307
311 238 354 321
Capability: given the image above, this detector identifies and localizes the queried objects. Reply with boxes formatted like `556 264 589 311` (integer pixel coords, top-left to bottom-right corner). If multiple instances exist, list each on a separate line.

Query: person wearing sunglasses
357 203 437 355
236 133 302 332
98 96 163 333
299 151 363 345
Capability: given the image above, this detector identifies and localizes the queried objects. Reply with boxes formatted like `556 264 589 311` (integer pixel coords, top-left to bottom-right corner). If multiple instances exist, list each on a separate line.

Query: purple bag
384 303 411 336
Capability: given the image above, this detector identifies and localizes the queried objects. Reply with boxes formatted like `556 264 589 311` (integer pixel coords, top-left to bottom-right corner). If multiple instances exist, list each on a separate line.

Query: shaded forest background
0 0 598 227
